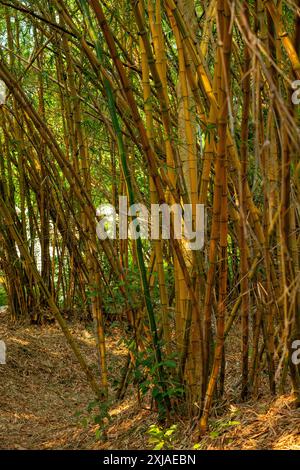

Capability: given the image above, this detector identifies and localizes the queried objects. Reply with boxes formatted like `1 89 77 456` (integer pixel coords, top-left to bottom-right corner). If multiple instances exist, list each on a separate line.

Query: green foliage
191 419 240 449
75 399 112 442
146 424 177 450
130 343 183 419
208 419 240 439
102 265 141 315
0 284 7 307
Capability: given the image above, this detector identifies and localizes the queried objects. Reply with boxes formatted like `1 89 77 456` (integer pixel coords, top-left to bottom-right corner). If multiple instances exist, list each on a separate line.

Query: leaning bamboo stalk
0 194 104 400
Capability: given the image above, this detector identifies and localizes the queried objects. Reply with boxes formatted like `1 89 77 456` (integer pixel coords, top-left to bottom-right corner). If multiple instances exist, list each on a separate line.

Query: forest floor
1 306 300 450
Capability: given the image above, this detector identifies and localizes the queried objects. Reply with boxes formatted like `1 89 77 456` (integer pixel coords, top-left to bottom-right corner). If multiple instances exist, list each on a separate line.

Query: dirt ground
0 307 300 450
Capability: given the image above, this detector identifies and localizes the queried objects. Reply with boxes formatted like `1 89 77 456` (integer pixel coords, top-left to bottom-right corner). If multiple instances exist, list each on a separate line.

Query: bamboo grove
0 0 299 434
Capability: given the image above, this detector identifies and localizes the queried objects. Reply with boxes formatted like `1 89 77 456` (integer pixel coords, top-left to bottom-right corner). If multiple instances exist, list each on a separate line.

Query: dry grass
0 306 129 449
0 307 299 450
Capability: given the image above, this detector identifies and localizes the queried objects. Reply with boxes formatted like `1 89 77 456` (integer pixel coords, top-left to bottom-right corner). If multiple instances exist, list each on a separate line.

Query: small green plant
75 399 112 441
146 424 177 450
209 419 240 439
129 343 184 419
192 419 240 449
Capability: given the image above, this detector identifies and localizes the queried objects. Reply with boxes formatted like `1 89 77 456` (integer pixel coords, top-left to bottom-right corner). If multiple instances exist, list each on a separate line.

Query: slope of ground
0 307 299 450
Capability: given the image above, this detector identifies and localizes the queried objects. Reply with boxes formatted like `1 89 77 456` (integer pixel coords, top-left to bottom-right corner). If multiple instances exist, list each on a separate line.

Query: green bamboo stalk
80 0 170 413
